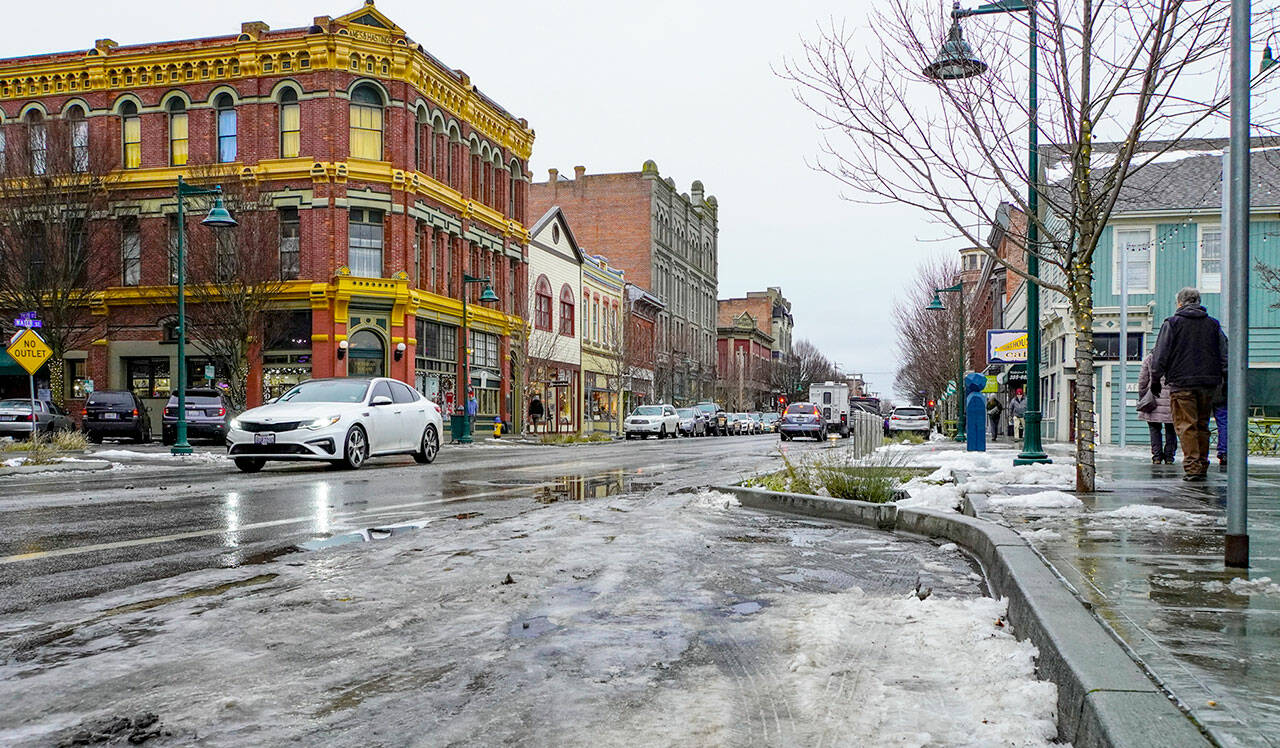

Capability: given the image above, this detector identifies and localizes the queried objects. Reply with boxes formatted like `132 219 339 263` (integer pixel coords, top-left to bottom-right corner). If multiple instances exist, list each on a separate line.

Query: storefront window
67 359 89 399
263 354 312 400
126 357 171 399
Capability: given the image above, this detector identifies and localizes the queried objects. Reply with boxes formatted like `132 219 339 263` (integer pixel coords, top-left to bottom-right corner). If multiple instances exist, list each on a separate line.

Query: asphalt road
0 433 831 616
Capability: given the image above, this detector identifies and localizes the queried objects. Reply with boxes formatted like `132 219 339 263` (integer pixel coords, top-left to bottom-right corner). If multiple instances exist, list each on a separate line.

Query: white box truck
808 381 850 438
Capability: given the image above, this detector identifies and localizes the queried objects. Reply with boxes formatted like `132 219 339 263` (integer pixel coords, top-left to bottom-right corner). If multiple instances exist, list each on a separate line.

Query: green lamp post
925 0 1049 464
457 273 499 444
927 283 966 440
171 176 237 456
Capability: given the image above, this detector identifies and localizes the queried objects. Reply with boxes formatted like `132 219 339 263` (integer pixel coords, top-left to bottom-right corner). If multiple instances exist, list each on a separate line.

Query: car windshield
695 403 717 414
633 406 663 416
784 404 817 415
278 379 370 404
896 408 926 417
0 399 36 411
762 413 779 422
676 409 696 417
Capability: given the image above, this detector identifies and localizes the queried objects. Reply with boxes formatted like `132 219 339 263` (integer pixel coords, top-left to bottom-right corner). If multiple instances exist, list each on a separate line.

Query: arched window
348 84 383 160
25 110 46 175
445 131 456 185
121 101 141 169
66 105 88 172
534 275 552 331
559 284 575 337
167 98 187 166
279 88 300 158
508 161 520 218
414 110 431 173
215 93 236 163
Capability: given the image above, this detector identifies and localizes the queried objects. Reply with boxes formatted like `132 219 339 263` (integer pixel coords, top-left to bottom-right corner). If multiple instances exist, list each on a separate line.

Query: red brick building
529 161 719 404
962 202 1028 373
0 2 534 432
715 301 774 411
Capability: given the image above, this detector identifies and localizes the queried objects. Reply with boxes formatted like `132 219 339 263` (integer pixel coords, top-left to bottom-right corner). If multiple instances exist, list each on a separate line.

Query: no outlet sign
6 328 52 375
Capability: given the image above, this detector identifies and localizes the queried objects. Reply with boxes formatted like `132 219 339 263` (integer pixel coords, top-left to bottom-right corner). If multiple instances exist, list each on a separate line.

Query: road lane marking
0 488 524 565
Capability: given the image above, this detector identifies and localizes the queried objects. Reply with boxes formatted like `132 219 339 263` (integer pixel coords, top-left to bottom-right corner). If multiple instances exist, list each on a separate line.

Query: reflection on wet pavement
985 454 1280 747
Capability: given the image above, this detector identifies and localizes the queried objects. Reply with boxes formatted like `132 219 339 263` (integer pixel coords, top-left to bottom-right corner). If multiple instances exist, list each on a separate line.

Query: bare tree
178 170 290 411
0 113 119 404
773 339 841 404
892 256 966 406
785 0 1249 489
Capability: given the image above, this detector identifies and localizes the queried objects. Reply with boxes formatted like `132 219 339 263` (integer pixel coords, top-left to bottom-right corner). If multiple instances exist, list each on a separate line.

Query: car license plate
103 412 119 420
0 415 12 422
254 433 276 445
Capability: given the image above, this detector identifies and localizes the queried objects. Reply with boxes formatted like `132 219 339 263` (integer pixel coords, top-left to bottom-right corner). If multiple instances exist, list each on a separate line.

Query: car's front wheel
340 425 369 470
234 457 265 473
413 424 440 464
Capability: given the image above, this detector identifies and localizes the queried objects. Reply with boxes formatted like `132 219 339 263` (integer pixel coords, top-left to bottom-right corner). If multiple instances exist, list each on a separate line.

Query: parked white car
624 404 680 439
226 377 443 472
887 405 930 437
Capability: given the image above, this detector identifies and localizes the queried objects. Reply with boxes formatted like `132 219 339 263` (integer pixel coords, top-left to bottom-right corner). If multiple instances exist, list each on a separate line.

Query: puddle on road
509 615 558 639
728 600 766 616
315 665 455 718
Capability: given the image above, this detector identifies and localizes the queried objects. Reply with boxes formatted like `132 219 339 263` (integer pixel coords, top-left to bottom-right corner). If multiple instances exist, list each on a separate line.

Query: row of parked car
0 388 229 445
622 402 782 440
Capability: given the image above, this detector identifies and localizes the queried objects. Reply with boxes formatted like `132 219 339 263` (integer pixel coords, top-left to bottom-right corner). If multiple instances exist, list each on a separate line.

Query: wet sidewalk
978 447 1280 747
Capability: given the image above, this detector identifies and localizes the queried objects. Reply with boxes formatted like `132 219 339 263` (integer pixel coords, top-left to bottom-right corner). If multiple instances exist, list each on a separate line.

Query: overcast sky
4 0 965 399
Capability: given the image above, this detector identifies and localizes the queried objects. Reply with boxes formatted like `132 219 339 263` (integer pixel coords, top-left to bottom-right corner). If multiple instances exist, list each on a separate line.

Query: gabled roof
530 206 585 264
334 1 406 36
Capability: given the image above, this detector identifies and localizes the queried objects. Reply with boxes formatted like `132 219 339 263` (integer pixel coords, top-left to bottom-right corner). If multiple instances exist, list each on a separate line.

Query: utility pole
1225 0 1250 567
736 348 745 410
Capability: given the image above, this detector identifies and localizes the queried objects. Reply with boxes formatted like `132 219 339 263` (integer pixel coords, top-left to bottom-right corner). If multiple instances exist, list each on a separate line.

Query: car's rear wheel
413 424 440 464
234 457 265 473
87 432 103 444
341 425 369 470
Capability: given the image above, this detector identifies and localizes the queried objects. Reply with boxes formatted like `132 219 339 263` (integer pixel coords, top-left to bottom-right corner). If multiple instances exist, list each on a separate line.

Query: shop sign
987 329 1028 364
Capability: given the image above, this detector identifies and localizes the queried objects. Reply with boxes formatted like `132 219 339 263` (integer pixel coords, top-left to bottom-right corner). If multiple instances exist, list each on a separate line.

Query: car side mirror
265 397 278 405
371 395 393 406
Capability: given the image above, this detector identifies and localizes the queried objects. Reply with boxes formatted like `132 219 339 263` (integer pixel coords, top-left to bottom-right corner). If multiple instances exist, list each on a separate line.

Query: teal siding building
1037 142 1280 444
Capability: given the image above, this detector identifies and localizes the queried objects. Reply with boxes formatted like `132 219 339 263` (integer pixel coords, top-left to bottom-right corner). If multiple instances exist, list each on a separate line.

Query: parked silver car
676 407 708 437
0 398 75 439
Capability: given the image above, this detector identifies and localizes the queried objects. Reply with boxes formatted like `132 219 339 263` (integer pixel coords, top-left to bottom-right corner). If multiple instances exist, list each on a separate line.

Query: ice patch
896 480 963 512
1091 505 1211 526
1204 577 1280 597
1019 528 1063 542
987 491 1083 511
938 543 959 553
91 449 226 463
689 490 739 510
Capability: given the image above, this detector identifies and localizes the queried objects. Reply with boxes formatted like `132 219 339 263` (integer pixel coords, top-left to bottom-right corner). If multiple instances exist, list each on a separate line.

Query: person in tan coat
1138 352 1176 464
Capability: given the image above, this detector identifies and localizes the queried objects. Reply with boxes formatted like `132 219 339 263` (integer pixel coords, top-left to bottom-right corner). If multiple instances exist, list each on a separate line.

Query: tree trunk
48 356 65 408
1071 265 1097 492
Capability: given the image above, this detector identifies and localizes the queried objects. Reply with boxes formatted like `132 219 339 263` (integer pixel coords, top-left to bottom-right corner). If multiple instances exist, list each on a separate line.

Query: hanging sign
987 329 1028 364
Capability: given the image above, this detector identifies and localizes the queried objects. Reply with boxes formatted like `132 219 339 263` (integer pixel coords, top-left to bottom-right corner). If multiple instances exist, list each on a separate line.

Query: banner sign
987 329 1028 364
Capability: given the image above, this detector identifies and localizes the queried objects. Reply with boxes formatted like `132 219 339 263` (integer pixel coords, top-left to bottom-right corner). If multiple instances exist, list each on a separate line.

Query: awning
0 349 24 376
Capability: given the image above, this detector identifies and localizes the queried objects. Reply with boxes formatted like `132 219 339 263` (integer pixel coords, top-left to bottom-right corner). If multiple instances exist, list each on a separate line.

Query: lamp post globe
923 21 988 81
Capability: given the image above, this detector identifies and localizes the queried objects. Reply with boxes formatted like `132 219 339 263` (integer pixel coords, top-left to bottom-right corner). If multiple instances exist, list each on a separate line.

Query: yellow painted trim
311 334 330 342
92 339 109 346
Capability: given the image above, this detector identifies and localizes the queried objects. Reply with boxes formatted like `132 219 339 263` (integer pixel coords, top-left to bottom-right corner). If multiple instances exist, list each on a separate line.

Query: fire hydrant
493 416 503 439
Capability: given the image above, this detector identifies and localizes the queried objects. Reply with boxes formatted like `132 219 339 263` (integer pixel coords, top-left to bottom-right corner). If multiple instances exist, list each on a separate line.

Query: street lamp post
925 0 1050 465
458 273 499 445
171 176 237 456
927 283 966 440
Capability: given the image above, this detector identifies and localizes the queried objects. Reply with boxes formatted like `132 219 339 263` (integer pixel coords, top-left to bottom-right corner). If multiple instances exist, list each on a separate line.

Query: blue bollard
964 372 987 452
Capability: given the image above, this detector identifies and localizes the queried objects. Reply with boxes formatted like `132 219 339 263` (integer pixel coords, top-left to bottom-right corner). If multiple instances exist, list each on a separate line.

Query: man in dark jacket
1150 287 1228 481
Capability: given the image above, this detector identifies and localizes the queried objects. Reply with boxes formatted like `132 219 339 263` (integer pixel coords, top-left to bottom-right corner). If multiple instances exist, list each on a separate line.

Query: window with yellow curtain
121 102 141 169
348 84 382 160
167 99 188 166
279 88 300 158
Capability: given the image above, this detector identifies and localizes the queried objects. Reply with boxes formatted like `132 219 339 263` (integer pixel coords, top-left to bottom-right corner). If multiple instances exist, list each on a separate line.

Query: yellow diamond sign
7 328 52 376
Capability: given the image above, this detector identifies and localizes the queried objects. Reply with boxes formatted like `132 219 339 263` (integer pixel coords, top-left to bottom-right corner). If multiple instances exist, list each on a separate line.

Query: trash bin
450 409 468 442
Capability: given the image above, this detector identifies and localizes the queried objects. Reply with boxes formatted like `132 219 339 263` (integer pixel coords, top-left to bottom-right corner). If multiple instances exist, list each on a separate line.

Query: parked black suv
694 401 730 436
82 390 151 443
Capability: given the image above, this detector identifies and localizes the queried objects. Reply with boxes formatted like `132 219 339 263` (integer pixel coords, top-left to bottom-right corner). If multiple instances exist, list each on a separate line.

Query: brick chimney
573 165 586 180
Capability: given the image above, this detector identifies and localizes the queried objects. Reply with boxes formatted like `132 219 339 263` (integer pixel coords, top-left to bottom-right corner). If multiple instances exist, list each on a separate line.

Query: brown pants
1170 388 1216 477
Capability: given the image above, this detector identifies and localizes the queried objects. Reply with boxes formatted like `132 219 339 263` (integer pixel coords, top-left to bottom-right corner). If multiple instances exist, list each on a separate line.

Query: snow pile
90 449 226 464
779 592 1059 746
987 491 1083 512
3 457 24 467
896 479 964 512
1204 577 1280 597
1091 504 1212 528
989 462 1076 488
1019 528 1064 542
687 490 739 510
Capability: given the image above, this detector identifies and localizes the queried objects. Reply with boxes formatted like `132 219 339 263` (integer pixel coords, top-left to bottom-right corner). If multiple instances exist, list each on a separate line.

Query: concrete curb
715 484 1210 748
0 459 112 477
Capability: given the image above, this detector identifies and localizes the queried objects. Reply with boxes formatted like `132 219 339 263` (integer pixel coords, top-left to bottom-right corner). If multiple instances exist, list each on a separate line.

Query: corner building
529 162 719 405
0 2 533 430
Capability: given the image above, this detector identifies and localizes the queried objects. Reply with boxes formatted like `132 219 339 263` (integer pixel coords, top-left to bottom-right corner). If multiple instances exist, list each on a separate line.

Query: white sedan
227 377 443 472
624 404 680 439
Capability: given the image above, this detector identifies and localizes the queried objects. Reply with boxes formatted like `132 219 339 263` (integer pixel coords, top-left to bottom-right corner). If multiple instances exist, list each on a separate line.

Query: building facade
715 302 774 411
526 207 583 433
0 2 534 434
581 252 625 435
528 161 718 405
623 283 663 412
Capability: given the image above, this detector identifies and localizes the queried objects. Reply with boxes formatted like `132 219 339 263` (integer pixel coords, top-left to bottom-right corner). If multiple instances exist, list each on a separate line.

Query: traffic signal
927 399 936 408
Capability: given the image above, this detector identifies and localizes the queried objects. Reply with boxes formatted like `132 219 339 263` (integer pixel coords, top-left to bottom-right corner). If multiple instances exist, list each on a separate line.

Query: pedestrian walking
1150 288 1228 482
528 395 544 433
1137 352 1176 465
986 394 1003 442
1008 389 1027 441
